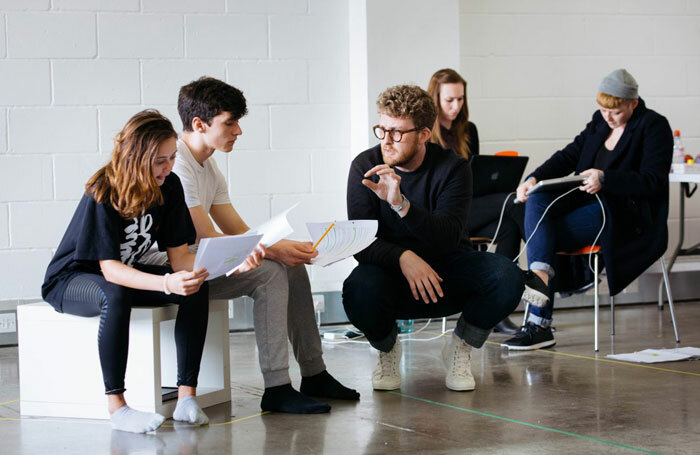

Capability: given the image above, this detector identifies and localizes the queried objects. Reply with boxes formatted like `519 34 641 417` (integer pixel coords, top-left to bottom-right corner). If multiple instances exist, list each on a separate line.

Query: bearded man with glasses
343 85 524 392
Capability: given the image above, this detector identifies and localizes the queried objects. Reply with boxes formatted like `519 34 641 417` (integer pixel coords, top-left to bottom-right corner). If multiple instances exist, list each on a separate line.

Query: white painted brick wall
142 60 226 104
53 154 109 200
10 201 76 248
227 61 308 104
0 15 5 58
9 107 98 154
0 109 6 152
143 0 224 13
0 0 49 10
98 106 142 152
0 250 53 299
0 156 53 202
7 12 96 58
0 61 51 105
54 0 139 12
270 104 350 149
53 60 141 105
228 150 311 195
98 14 184 58
227 0 307 15
230 195 272 228
185 15 267 59
0 1 352 299
0 204 8 249
236 106 269 150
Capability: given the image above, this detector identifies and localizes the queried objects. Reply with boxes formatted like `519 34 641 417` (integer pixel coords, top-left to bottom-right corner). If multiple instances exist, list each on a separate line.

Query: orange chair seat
556 245 601 255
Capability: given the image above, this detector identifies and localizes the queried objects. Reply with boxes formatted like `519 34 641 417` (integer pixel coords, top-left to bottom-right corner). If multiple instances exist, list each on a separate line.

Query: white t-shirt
138 139 230 265
173 139 230 212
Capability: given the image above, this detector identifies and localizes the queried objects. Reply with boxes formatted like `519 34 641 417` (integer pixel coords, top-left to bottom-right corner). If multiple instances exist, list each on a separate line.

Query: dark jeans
61 264 209 394
342 250 524 351
524 190 604 326
468 192 525 260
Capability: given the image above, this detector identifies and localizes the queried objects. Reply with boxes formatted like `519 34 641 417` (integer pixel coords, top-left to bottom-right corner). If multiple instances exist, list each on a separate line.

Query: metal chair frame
523 247 680 352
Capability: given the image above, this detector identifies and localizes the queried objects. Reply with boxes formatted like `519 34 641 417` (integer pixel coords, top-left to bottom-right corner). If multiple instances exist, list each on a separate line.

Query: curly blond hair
376 85 437 131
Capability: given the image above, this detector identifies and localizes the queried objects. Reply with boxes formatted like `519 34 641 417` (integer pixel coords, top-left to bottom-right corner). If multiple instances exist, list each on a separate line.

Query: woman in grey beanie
502 69 673 350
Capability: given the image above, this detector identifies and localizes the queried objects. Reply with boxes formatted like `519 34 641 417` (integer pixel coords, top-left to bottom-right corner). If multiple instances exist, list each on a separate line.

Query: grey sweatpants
208 260 326 388
139 250 326 388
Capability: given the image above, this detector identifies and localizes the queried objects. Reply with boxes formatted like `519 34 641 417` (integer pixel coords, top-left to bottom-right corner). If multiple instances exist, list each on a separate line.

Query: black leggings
61 264 209 395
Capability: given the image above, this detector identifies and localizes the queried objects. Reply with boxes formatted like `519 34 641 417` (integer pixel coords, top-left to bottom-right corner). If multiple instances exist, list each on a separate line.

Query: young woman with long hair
428 68 524 334
41 109 263 433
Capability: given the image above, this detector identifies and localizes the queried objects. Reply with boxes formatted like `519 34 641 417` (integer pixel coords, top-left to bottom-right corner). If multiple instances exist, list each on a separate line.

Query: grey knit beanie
598 69 638 99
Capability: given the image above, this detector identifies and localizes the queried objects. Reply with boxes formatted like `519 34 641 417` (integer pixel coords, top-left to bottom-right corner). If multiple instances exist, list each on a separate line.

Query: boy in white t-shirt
148 77 359 414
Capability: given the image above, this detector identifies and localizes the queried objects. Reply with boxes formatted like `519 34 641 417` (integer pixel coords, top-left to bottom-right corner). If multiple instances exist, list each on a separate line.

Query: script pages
306 220 378 267
194 233 263 281
193 204 298 280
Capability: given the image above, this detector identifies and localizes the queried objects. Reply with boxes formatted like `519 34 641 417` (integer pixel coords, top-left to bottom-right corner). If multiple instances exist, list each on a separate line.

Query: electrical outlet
0 313 16 334
312 294 325 313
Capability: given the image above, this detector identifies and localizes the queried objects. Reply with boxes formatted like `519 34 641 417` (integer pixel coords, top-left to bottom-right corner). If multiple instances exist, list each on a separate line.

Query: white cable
509 186 606 275
486 192 516 253
587 193 606 274
513 186 580 263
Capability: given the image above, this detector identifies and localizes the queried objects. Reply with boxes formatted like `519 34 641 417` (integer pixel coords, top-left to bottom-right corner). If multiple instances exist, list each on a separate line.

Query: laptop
471 155 529 197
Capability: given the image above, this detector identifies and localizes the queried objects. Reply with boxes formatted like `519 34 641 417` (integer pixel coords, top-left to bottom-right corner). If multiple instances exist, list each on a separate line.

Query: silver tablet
525 175 587 195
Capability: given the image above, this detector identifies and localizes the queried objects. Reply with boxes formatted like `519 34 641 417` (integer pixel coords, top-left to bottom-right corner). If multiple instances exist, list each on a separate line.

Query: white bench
17 300 231 420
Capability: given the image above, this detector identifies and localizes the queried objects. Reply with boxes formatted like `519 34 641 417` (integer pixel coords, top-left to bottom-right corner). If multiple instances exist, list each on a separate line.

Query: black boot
492 317 519 334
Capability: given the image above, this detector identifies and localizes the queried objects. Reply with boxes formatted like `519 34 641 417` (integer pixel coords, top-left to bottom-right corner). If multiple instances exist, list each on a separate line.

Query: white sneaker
372 341 402 390
441 333 475 391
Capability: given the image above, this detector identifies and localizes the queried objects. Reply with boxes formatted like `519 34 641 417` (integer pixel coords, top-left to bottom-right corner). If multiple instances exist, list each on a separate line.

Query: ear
191 117 205 133
418 127 432 144
629 99 639 110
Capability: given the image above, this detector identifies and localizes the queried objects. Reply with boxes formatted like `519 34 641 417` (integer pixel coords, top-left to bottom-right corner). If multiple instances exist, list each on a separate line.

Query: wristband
163 273 172 295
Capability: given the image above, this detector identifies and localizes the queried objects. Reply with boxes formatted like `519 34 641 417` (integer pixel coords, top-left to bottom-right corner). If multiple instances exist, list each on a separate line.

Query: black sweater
347 142 473 270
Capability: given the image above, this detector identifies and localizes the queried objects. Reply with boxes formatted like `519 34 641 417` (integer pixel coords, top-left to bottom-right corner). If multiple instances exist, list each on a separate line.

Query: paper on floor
606 347 700 363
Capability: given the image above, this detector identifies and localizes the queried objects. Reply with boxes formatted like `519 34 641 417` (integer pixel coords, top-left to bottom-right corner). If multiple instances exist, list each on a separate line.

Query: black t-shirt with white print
41 173 195 312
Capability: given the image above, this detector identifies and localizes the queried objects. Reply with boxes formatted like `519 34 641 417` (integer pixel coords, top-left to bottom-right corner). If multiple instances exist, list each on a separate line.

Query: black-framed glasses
372 125 423 142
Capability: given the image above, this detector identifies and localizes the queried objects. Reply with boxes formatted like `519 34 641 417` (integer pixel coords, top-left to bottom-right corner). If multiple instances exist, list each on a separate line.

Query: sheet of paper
306 220 378 267
193 233 263 281
606 347 700 364
248 203 298 247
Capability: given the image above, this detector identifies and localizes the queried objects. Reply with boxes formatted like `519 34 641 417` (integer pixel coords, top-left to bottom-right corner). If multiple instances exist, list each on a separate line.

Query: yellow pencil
312 222 335 251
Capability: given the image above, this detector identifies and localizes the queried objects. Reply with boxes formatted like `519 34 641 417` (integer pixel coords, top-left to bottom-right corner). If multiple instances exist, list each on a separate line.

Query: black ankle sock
261 384 330 414
300 370 360 401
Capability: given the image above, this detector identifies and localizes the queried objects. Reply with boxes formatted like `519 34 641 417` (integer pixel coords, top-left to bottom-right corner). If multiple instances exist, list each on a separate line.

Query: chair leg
594 254 599 352
660 256 680 343
610 295 615 336
522 301 530 327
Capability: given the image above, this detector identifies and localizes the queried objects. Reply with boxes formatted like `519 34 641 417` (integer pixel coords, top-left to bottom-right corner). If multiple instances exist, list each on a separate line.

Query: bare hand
399 250 444 304
267 239 318 267
167 268 209 296
234 244 266 274
579 169 604 194
516 177 537 203
362 164 403 206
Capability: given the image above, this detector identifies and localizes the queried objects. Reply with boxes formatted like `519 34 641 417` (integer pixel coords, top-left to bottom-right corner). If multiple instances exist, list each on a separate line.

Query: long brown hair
86 109 177 219
427 68 471 159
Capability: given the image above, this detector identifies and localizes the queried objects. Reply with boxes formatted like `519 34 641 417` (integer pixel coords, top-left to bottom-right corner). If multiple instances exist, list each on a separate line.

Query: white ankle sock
110 406 165 433
173 395 209 425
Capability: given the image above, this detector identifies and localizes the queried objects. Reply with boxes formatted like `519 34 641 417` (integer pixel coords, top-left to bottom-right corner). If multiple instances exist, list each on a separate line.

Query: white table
659 173 700 307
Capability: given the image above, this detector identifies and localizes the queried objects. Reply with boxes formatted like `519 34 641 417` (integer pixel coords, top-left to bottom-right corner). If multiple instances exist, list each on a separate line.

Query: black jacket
530 98 672 295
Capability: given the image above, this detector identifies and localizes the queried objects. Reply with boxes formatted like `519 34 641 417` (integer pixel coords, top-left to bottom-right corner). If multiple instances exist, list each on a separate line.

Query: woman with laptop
502 69 673 350
428 68 525 334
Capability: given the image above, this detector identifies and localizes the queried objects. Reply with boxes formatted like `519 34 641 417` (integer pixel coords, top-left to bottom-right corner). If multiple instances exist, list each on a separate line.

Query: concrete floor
1 303 699 454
